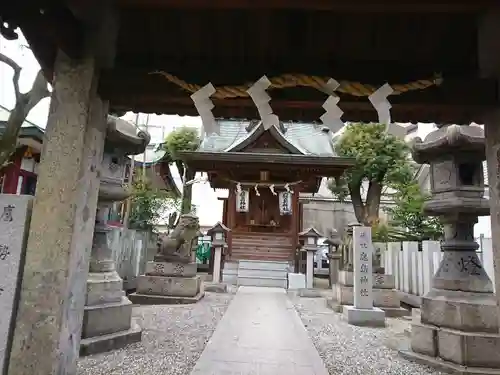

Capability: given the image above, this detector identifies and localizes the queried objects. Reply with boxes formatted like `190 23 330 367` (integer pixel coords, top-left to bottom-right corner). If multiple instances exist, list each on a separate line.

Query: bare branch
0 52 22 101
0 63 50 167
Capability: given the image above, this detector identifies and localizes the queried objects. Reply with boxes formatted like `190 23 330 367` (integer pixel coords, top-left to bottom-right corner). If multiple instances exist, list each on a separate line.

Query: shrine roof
199 120 336 156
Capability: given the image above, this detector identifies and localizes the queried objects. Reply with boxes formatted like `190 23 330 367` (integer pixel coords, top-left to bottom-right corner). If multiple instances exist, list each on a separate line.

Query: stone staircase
230 232 293 261
222 260 290 288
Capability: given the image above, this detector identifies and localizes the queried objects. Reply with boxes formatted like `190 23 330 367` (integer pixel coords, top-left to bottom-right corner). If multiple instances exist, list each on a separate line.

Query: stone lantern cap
207 222 230 236
299 227 323 239
411 124 485 164
106 115 151 155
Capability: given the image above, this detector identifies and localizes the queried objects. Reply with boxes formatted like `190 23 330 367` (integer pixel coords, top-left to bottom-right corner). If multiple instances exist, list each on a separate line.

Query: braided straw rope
151 71 443 99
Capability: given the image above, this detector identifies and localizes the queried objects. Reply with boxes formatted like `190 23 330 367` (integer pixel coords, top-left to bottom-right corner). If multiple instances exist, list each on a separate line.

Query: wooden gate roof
2 1 499 123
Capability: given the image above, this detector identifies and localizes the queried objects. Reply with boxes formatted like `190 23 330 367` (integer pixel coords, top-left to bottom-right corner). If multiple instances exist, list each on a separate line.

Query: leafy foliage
328 123 413 226
384 181 443 241
163 127 201 214
128 176 180 232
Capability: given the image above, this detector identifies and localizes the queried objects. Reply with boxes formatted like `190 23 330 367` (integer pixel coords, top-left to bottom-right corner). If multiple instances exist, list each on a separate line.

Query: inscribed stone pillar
8 50 107 375
343 226 385 327
0 195 32 374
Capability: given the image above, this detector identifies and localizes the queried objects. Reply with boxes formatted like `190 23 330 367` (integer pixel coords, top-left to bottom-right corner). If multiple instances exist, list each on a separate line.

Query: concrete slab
190 286 329 375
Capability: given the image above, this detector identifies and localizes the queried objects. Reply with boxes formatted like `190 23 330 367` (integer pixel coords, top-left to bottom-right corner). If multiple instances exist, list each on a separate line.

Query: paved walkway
190 286 329 375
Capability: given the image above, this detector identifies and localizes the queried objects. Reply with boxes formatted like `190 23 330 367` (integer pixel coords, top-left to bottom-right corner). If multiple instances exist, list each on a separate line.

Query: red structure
0 120 44 196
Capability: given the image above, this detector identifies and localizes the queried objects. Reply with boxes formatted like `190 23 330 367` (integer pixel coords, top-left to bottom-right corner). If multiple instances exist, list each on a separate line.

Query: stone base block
204 283 228 293
82 296 133 338
137 274 202 298
333 283 400 308
145 261 197 277
411 321 438 357
338 271 395 289
410 320 500 368
129 291 205 305
382 307 411 318
327 297 409 317
80 319 142 356
400 350 500 375
86 271 125 305
421 289 498 333
343 305 386 327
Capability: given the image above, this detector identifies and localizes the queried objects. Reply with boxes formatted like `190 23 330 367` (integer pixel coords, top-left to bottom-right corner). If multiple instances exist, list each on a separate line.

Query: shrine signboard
0 195 32 374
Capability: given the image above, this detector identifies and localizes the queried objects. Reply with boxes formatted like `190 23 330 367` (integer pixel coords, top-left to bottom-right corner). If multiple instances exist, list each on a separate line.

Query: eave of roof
178 151 355 171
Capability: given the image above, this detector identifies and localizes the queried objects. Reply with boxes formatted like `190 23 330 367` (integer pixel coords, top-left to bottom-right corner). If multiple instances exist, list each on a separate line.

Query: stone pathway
190 286 329 375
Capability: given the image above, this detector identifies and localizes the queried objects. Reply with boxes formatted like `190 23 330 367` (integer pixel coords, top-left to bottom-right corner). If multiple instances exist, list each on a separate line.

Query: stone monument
400 124 500 373
0 195 32 374
343 225 386 327
328 222 407 317
130 214 205 304
80 116 149 355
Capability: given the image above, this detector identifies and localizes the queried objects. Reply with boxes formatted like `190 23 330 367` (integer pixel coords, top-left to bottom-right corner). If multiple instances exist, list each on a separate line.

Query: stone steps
222 260 290 288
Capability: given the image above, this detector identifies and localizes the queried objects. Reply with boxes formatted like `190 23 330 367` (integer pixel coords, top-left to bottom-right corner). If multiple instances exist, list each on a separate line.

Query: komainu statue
156 214 200 263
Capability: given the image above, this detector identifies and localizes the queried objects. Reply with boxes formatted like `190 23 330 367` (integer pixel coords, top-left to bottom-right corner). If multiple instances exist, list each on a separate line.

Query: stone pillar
299 228 323 289
130 214 205 304
80 116 149 356
401 124 500 372
7 52 108 375
207 222 230 283
478 10 500 329
343 226 385 327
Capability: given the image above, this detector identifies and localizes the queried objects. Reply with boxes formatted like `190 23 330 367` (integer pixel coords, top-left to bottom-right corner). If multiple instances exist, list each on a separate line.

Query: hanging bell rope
150 71 443 99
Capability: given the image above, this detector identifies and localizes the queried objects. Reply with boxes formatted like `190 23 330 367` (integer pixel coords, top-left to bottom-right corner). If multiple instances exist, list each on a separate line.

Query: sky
0 33 492 236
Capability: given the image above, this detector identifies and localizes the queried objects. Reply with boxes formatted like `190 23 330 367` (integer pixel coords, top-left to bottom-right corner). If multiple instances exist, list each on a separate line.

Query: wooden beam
112 0 496 12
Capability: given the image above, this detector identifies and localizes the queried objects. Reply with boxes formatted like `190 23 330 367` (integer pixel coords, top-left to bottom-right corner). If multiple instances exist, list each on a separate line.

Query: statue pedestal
129 260 205 305
327 271 409 317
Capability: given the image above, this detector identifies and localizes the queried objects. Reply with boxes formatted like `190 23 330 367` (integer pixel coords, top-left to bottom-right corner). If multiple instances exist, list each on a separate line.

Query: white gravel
292 296 446 375
77 292 233 375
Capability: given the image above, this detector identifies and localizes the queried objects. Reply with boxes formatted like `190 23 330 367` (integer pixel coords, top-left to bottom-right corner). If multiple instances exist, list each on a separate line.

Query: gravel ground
292 297 446 375
77 292 234 375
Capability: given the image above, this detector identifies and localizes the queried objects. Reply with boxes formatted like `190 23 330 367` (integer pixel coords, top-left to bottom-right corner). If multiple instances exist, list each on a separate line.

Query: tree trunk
181 167 195 214
365 179 383 226
348 181 368 225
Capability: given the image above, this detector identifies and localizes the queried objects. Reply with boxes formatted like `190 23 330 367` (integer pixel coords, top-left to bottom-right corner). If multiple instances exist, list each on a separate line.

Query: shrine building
179 120 354 264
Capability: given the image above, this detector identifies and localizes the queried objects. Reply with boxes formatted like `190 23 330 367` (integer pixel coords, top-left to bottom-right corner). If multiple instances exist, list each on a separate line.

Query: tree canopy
128 176 180 232
163 127 201 214
328 123 413 226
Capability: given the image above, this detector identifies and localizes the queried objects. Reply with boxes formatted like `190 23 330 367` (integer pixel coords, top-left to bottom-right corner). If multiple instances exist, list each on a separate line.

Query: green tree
128 176 180 231
328 123 413 226
163 127 201 214
385 181 443 241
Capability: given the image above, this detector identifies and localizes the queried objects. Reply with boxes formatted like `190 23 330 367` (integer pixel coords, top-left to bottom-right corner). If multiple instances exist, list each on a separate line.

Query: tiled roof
199 120 336 156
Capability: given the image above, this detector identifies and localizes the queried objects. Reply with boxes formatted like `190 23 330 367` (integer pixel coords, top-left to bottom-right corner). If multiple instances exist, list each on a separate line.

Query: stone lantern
299 227 323 289
324 228 342 286
401 124 499 372
207 222 230 283
80 116 150 355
